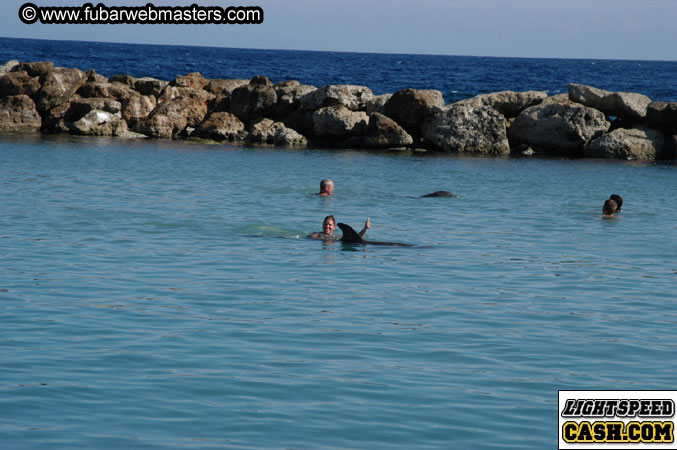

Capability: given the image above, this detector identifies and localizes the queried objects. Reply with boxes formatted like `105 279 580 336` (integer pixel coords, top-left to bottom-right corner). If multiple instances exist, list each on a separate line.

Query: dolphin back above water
421 191 459 198
337 223 414 247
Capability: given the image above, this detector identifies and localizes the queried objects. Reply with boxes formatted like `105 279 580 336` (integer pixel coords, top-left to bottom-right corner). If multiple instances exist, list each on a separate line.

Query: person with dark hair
603 199 618 216
316 179 334 197
309 215 370 239
609 194 623 212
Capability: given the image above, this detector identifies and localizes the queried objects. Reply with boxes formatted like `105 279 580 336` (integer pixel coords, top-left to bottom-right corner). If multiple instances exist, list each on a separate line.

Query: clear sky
2 0 676 61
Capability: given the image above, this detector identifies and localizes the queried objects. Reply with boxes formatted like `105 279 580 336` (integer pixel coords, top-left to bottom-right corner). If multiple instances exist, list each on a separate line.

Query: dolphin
421 191 459 198
337 223 413 247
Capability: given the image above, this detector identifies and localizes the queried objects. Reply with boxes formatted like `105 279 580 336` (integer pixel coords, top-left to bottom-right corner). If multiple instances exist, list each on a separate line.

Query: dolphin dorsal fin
337 223 364 243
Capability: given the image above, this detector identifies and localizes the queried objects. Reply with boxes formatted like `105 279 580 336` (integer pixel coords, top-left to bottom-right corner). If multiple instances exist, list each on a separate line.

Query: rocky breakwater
1 59 676 160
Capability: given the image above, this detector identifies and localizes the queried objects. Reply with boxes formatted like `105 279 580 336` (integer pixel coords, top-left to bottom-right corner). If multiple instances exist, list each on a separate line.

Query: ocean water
1 37 677 102
2 38 677 449
2 134 676 449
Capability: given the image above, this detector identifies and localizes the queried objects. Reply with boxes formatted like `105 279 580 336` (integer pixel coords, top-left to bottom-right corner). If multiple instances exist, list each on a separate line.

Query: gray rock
0 95 42 132
365 112 413 148
422 104 509 154
540 93 574 105
157 85 214 104
509 103 610 155
366 93 392 115
274 81 317 117
299 84 373 111
170 72 208 89
115 128 148 139
34 67 87 111
11 61 54 78
228 78 277 122
81 82 138 104
568 83 651 121
137 96 208 138
250 75 273 87
384 88 445 132
585 126 664 160
121 94 156 125
646 102 677 132
0 60 20 74
312 105 368 137
42 95 81 133
85 69 106 83
249 118 285 143
108 74 137 87
205 78 249 96
71 110 126 136
0 71 41 97
77 81 113 99
274 127 307 147
134 77 168 97
194 111 246 141
70 97 121 118
454 90 547 118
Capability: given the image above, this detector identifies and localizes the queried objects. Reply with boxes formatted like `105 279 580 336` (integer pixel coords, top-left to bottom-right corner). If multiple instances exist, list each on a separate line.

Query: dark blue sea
1 36 676 102
1 37 676 450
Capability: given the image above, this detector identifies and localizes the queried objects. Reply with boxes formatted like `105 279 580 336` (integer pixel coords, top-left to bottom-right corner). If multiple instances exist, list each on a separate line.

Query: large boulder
108 74 137 87
42 96 121 133
274 80 317 117
157 85 215 104
0 95 42 132
585 126 664 160
11 61 54 78
366 93 392 115
193 111 246 141
454 90 547 118
77 81 114 98
274 127 307 147
121 94 157 126
34 67 87 111
0 71 41 97
299 84 373 111
312 105 368 137
422 104 509 154
249 118 285 143
540 93 575 106
170 72 208 90
227 76 277 122
365 112 413 148
71 110 127 136
69 97 121 117
137 96 208 138
509 103 610 155
384 88 445 133
104 82 138 104
42 95 82 133
568 83 651 121
246 117 307 146
134 77 168 97
204 78 249 96
645 102 677 132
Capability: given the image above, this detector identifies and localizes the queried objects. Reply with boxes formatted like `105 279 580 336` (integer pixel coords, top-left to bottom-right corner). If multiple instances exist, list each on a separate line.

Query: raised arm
359 217 371 237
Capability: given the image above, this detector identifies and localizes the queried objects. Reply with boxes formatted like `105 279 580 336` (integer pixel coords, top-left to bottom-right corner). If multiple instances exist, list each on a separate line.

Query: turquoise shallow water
1 135 676 449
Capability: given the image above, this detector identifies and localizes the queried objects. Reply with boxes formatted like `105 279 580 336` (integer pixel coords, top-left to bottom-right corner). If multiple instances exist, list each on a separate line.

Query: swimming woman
309 215 370 239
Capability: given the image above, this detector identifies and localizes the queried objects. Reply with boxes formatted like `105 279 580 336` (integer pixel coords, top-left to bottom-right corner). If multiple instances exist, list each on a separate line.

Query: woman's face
323 218 336 234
